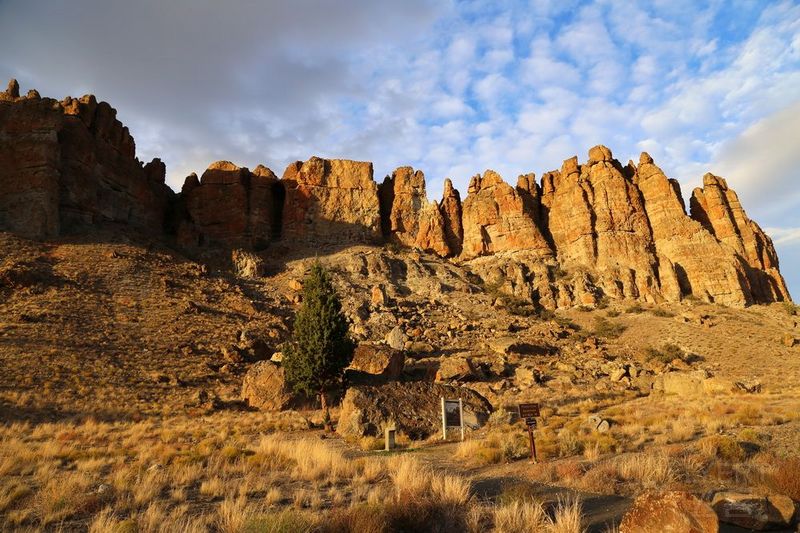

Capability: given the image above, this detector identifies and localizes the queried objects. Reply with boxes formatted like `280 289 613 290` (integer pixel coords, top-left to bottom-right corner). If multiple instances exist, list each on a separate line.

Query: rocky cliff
0 80 171 239
0 81 790 307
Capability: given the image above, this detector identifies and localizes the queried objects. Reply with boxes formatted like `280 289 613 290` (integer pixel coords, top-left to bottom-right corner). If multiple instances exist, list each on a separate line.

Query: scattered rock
385 326 407 351
231 249 264 278
782 334 797 348
620 491 719 533
371 285 387 307
221 345 244 364
710 491 796 531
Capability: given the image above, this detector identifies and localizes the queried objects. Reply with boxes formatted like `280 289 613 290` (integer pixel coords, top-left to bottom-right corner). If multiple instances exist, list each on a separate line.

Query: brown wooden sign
518 402 540 463
518 402 540 419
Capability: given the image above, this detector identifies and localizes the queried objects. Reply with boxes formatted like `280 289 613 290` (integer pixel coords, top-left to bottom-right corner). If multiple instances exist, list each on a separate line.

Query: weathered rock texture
380 167 451 256
281 157 381 246
0 80 171 239
177 161 280 249
620 491 719 533
461 170 552 260
0 82 790 307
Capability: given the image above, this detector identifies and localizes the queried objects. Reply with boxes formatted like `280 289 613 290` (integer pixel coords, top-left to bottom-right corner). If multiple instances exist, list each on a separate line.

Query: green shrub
283 261 355 426
625 304 645 314
592 317 626 339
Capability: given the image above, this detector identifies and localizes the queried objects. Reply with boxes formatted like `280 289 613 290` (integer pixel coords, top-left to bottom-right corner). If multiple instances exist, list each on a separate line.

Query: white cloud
765 228 800 245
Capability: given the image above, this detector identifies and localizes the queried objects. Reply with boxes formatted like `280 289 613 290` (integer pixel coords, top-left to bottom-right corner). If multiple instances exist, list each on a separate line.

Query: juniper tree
283 261 354 429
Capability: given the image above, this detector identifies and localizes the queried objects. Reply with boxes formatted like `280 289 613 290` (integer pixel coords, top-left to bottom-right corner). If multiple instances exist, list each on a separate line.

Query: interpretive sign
441 398 465 441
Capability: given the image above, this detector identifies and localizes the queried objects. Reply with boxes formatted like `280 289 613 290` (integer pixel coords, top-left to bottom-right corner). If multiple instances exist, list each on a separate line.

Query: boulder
710 491 796 531
337 382 492 439
435 356 477 382
620 491 719 533
346 343 405 383
385 326 407 351
241 361 303 411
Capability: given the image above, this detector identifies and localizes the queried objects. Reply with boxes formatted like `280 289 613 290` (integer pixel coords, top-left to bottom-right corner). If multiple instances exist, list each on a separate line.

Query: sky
1 0 799 294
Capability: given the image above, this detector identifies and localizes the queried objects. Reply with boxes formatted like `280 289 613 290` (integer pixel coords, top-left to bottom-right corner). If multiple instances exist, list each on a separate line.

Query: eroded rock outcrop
177 161 279 249
282 157 381 246
0 81 790 307
690 174 789 302
0 80 171 239
542 147 659 301
380 167 450 255
461 170 553 260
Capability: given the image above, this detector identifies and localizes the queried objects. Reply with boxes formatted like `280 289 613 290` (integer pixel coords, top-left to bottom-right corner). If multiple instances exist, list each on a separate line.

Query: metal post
459 398 464 441
441 397 446 440
528 426 538 463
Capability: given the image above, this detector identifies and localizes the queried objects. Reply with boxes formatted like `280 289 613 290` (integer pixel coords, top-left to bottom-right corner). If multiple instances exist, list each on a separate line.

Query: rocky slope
0 80 790 308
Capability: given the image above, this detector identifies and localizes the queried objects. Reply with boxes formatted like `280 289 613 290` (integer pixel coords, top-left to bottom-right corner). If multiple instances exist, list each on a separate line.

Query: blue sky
1 0 799 294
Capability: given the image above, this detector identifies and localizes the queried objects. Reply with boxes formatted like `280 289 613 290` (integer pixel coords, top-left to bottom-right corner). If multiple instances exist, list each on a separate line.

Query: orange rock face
440 178 463 256
690 174 789 301
542 147 658 300
379 167 451 256
0 82 790 307
460 170 553 260
281 157 381 246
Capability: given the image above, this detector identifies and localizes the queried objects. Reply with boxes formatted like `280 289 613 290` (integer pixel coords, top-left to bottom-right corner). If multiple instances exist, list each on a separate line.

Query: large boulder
337 382 492 439
241 361 303 411
346 343 405 383
620 491 719 533
435 356 477 382
652 370 737 396
710 491 796 531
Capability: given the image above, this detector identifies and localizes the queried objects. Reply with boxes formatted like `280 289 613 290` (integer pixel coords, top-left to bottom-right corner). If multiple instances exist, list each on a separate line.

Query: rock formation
460 170 553 260
0 80 171 239
281 157 381 246
177 161 279 249
690 174 789 301
380 167 451 256
0 81 791 307
542 148 659 301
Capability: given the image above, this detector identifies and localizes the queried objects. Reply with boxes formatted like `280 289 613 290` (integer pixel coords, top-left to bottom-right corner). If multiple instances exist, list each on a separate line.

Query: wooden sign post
441 398 464 441
518 402 540 463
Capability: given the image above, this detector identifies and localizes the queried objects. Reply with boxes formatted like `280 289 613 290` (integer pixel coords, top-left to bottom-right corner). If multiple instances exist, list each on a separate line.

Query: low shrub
592 317 626 339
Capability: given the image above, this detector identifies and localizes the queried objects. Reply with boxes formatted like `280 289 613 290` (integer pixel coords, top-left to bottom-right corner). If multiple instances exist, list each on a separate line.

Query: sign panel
518 402 540 419
444 399 462 427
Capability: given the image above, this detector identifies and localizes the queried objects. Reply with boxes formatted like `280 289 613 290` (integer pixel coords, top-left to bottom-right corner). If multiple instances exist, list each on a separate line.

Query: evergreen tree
283 261 355 429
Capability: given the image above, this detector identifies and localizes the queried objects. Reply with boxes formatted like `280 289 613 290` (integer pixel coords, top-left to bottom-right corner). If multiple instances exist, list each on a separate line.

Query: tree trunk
320 391 331 432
